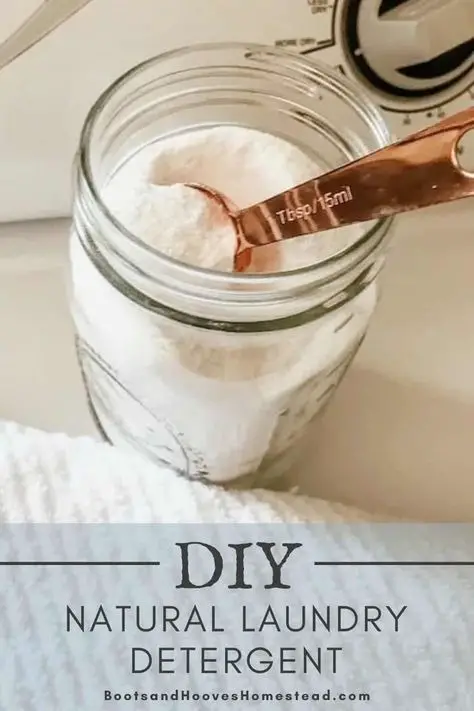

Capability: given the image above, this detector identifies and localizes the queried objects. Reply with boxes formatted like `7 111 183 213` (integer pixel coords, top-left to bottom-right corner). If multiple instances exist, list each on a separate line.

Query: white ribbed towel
0 420 375 523
0 421 472 711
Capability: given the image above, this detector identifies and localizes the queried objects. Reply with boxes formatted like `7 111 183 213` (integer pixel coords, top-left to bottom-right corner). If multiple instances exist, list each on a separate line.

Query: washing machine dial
285 0 473 139
342 0 473 103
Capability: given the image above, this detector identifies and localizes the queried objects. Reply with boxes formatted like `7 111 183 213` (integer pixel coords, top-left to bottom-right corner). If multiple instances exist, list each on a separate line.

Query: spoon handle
236 107 474 256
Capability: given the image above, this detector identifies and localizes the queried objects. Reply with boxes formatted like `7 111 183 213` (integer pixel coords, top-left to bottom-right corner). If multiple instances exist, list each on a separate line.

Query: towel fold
0 420 374 523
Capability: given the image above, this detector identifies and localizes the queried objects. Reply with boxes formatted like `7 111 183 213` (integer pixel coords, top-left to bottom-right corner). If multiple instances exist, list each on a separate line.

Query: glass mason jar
71 43 393 489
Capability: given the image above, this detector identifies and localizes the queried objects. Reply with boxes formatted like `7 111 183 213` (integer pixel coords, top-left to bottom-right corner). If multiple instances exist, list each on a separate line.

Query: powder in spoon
102 178 238 271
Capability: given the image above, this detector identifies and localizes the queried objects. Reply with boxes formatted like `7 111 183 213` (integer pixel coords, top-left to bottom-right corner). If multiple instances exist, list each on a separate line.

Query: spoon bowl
185 182 253 271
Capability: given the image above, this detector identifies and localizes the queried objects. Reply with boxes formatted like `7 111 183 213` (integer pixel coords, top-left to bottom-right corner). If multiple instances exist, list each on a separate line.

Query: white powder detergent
71 126 377 484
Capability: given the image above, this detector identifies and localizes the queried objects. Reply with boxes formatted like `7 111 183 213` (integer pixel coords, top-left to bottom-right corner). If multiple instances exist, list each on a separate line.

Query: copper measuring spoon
187 107 474 272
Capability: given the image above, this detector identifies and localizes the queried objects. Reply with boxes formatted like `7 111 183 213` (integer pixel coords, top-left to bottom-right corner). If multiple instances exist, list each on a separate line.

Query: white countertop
1 203 473 521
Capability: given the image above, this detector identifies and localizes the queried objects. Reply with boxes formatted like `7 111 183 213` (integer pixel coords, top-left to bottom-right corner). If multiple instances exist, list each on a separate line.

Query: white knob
355 0 473 94
363 0 473 67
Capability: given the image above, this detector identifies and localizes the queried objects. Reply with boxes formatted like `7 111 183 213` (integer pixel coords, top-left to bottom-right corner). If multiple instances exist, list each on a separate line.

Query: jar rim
78 41 393 286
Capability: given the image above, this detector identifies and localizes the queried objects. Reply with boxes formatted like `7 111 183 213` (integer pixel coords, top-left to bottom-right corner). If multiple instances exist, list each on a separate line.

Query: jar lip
78 41 393 285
